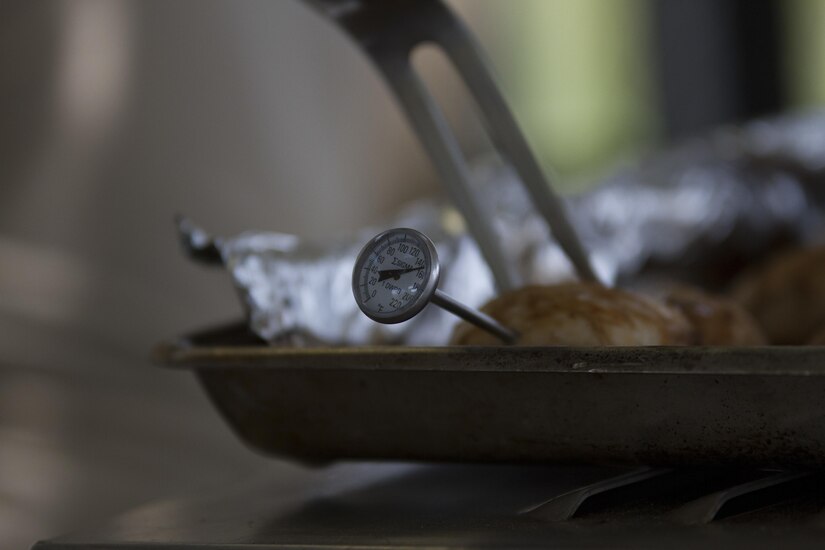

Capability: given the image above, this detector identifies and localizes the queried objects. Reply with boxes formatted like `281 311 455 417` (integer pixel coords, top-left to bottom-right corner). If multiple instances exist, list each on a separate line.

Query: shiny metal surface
33 462 825 549
303 0 599 289
523 466 673 521
352 228 441 325
351 227 516 342
156 322 825 467
431 288 517 344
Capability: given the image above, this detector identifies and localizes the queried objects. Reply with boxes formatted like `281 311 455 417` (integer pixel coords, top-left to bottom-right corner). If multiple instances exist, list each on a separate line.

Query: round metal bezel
351 227 440 324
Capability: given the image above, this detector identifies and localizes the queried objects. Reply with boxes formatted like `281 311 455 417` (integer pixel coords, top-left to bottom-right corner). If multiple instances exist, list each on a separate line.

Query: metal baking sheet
155 322 825 467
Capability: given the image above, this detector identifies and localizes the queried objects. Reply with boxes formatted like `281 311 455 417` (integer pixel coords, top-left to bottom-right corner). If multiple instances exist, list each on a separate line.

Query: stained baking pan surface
155 322 825 467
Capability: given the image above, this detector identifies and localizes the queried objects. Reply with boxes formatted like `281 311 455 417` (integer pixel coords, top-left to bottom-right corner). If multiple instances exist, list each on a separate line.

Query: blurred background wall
1 0 825 547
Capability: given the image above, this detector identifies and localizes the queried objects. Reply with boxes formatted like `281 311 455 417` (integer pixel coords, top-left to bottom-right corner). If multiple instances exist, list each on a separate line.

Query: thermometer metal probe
352 228 517 344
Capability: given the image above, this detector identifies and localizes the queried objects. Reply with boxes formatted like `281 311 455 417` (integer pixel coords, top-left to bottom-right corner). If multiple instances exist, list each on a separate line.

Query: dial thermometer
352 228 517 344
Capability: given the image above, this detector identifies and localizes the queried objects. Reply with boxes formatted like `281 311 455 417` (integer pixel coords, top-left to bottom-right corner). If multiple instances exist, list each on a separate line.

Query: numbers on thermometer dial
352 228 440 324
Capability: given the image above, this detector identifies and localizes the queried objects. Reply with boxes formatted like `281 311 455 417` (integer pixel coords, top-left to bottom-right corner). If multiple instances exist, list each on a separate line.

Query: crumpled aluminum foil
180 110 825 346
178 205 495 346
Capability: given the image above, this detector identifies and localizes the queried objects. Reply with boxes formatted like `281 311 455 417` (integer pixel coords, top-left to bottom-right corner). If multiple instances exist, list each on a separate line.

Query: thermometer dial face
352 228 440 324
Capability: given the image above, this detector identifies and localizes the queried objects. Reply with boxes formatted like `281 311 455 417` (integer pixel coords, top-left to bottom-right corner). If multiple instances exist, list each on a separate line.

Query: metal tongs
303 0 600 290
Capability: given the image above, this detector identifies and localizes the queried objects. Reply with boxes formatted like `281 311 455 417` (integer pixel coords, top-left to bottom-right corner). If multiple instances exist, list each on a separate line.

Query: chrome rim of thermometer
352 228 517 344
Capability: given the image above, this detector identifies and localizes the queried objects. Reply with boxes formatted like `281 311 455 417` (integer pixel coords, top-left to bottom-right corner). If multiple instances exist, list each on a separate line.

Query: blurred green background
485 0 825 187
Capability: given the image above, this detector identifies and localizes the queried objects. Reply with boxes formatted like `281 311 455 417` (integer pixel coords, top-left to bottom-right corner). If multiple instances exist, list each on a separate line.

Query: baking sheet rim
154 336 825 376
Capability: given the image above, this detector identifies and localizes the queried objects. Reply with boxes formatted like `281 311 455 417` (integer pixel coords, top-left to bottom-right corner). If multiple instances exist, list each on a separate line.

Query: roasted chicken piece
733 246 825 344
663 285 766 346
450 282 693 346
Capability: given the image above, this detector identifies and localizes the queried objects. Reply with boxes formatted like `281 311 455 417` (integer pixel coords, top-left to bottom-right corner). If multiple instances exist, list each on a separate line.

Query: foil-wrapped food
180 110 825 346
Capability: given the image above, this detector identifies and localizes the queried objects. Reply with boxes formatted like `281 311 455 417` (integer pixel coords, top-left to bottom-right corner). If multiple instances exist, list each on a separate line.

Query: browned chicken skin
451 282 766 347
450 282 693 346
664 285 766 346
733 246 825 344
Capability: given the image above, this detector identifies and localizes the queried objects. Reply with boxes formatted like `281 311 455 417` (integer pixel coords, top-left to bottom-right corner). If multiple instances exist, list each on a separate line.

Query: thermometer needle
354 228 518 344
377 267 423 282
